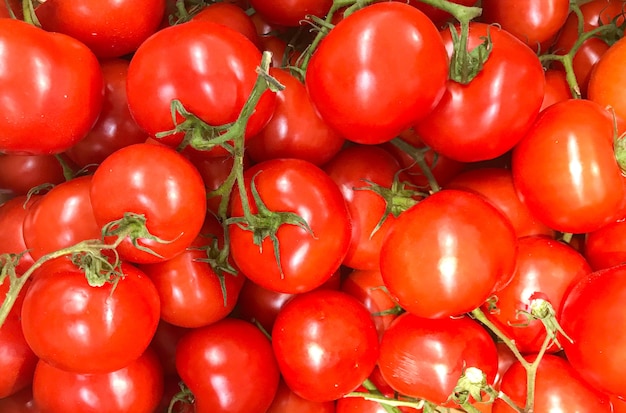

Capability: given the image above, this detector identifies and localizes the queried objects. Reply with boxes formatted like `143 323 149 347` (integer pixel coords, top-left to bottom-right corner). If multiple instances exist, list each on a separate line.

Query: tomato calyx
167 380 194 413
448 22 493 85
192 233 238 307
513 296 573 350
450 367 494 412
391 137 442 193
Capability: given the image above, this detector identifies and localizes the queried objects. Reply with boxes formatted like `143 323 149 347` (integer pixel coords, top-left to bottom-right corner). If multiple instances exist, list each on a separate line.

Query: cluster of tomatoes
2 0 626 412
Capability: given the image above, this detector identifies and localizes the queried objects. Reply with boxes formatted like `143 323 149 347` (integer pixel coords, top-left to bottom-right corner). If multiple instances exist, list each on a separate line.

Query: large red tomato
305 2 448 144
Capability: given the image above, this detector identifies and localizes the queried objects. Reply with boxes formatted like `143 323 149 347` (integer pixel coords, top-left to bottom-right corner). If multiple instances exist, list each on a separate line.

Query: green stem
362 379 403 413
391 137 441 193
416 0 483 22
21 0 40 26
470 308 528 368
54 154 75 182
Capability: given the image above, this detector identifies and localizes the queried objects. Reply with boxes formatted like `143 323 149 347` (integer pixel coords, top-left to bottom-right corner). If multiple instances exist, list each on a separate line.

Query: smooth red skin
32 349 163 413
480 0 569 46
404 0 477 27
306 2 448 145
483 235 591 354
445 168 555 238
378 313 498 405
126 21 275 146
267 379 336 413
0 0 21 18
175 318 280 413
512 99 626 234
585 218 626 270
66 59 148 168
612 396 626 413
149 321 190 377
560 264 626 397
272 290 380 402
36 0 165 58
0 155 68 195
0 196 38 274
0 19 103 155
416 23 545 162
229 158 351 294
492 355 612 413
192 2 261 49
540 69 572 111
21 263 161 374
0 281 38 399
324 145 403 270
22 175 100 261
247 68 345 166
90 143 207 264
588 35 626 122
341 269 400 340
0 387 38 413
380 189 518 319
250 0 332 27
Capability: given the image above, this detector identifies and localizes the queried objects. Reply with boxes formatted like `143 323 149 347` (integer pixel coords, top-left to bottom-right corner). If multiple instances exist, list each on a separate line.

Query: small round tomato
584 218 626 270
0 154 69 195
191 2 261 48
249 0 332 27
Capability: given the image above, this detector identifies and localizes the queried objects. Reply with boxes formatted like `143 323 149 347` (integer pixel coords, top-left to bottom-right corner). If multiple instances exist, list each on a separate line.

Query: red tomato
483 235 591 354
32 349 163 413
149 321 190 377
560 264 626 397
0 196 38 274
267 379 336 413
492 355 612 413
249 0 332 27
380 189 518 318
228 158 351 294
588 34 626 123
0 387 38 413
512 99 626 234
584 218 626 270
246 68 345 166
403 0 478 28
21 263 161 374
378 313 498 405
191 2 261 49
175 318 280 413
0 19 103 155
89 143 207 264
272 290 379 402
415 22 545 162
0 155 69 195
540 69 572 111
126 20 276 150
306 2 448 145
65 59 148 168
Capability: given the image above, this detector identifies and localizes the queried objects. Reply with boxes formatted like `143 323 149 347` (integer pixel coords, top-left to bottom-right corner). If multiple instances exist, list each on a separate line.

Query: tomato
380 189 518 319
560 264 626 397
483 235 591 354
584 218 626 270
415 22 545 162
32 349 163 413
246 68 345 166
36 0 165 58
512 99 626 234
0 196 38 274
249 0 332 27
445 168 555 238
0 19 103 155
149 320 190 377
267 379 336 413
90 143 207 264
21 263 160 374
175 318 280 413
272 290 379 402
228 158 351 294
306 2 448 145
0 0 21 19
0 387 38 413
492 355 612 413
0 155 69 196
65 59 148 168
192 2 261 49
126 20 276 150
540 69 572 111
480 0 569 47
588 34 626 123
378 313 498 405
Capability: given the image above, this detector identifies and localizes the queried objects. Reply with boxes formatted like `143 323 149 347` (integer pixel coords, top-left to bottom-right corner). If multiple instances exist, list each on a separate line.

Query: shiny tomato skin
540 69 572 111
584 218 626 270
588 35 626 123
0 155 68 195
32 349 163 413
90 143 207 264
416 23 545 162
272 290 380 402
0 19 103 155
228 158 351 294
267 379 336 413
249 0 332 27
0 196 38 274
306 2 448 145
512 99 626 234
21 263 161 374
380 189 518 319
191 2 261 48
175 318 280 413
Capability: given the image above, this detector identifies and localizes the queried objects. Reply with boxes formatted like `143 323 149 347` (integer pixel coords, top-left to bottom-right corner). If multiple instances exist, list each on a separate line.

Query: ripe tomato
0 387 37 413
380 189 518 319
540 69 572 111
402 0 478 28
0 196 38 274
267 379 336 413
228 158 351 294
175 318 280 413
0 154 69 196
306 2 448 144
560 264 626 397
32 349 164 413
0 19 103 155
588 34 626 123
415 22 545 162
249 0 332 27
512 99 626 234
584 218 626 270
272 290 379 402
90 143 207 264
21 263 161 374
191 2 261 48
378 313 498 405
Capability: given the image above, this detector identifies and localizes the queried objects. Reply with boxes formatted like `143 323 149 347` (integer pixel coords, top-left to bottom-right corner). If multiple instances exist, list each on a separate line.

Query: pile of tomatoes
2 0 626 412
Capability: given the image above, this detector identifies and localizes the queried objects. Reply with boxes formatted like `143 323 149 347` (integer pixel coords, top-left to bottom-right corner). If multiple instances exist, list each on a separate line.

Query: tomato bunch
1 0 626 412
